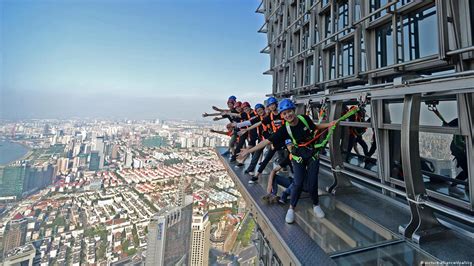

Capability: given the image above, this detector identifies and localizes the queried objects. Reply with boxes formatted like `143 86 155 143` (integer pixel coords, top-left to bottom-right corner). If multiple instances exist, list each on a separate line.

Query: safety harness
286 107 360 163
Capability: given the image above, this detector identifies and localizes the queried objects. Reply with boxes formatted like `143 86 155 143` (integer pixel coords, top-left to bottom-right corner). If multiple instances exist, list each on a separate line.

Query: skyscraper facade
2 213 27 256
89 151 100 171
190 210 211 266
145 202 192 266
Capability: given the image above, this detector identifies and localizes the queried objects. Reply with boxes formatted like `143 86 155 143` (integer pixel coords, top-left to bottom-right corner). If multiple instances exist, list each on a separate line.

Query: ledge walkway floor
216 147 474 265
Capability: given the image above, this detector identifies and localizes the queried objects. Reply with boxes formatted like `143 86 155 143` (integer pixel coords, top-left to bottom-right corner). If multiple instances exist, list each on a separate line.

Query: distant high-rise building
3 213 27 256
111 145 119 160
125 150 133 168
89 151 100 171
56 158 69 174
0 163 54 200
133 158 143 169
145 202 192 266
190 210 211 266
95 137 105 169
209 138 216 148
2 244 36 266
0 166 27 199
197 136 204 148
23 163 55 194
186 138 193 149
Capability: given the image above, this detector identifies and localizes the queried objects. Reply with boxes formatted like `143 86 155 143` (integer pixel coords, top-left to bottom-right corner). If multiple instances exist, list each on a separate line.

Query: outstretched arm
210 129 230 136
237 139 271 160
202 112 224 117
212 106 230 112
315 120 338 129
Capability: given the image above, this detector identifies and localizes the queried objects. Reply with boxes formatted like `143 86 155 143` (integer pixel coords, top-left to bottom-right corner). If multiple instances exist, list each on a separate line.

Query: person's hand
237 129 247 136
237 148 250 161
213 117 220 121
330 120 338 127
202 113 209 117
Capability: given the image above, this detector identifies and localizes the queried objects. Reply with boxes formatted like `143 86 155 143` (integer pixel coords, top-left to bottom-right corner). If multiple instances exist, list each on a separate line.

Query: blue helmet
228 95 237 102
278 99 296 113
254 103 264 110
266 97 278 107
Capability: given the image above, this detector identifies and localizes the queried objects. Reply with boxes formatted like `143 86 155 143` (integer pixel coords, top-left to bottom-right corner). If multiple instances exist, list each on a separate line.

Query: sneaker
248 176 258 184
261 193 273 203
285 209 295 224
268 195 280 204
248 171 255 175
313 205 325 218
278 198 287 205
278 192 288 204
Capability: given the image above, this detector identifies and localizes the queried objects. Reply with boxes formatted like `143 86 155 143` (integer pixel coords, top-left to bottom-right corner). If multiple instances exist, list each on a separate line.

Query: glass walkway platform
216 147 474 265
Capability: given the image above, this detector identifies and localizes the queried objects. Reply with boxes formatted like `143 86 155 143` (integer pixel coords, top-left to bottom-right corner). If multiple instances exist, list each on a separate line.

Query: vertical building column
328 100 352 194
459 93 474 209
398 93 446 244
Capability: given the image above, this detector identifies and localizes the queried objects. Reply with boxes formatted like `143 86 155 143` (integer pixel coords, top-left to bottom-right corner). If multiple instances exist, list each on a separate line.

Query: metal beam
399 93 447 244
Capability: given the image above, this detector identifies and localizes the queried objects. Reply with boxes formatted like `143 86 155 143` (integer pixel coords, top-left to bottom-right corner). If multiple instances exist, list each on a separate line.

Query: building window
371 0 412 20
376 23 394 68
354 0 362 21
313 19 320 44
302 26 310 51
337 0 349 33
318 55 323 82
325 13 332 38
329 48 336 80
305 56 314 85
399 6 438 62
360 32 367 72
339 40 354 77
292 64 297 88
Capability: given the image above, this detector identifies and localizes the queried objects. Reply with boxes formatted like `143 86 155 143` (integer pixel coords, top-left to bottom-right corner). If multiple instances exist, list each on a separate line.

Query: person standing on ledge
238 99 338 223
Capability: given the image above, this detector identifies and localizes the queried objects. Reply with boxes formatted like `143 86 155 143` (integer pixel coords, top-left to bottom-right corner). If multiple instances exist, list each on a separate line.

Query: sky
0 0 271 120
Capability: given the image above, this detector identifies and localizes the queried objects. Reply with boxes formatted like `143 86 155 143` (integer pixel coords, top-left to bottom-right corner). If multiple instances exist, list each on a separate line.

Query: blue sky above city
1 0 271 120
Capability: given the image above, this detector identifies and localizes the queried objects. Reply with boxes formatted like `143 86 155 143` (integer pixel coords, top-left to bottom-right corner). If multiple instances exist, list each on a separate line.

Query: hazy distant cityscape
0 119 257 265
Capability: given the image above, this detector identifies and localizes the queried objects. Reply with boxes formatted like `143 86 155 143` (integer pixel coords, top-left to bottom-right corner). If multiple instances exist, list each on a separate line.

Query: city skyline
1 0 271 120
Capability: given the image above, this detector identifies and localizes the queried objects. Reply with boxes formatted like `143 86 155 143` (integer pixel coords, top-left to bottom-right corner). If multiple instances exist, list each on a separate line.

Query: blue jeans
246 147 263 172
257 147 276 173
290 158 320 208
271 174 293 200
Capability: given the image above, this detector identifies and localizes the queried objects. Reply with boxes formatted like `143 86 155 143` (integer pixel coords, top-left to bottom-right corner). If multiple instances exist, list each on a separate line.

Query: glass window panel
329 49 336 80
314 19 320 44
337 1 349 32
342 126 378 173
420 132 470 202
401 6 438 62
339 41 354 77
420 100 458 127
376 23 394 67
354 0 362 21
325 14 332 38
383 101 404 124
360 33 367 72
333 242 436 265
389 130 404 181
370 0 389 20
318 55 324 82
